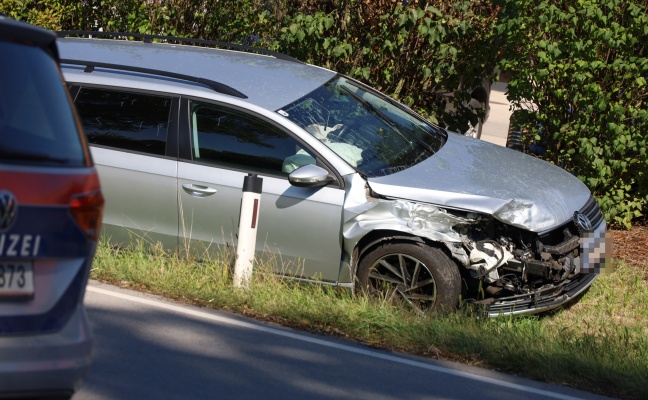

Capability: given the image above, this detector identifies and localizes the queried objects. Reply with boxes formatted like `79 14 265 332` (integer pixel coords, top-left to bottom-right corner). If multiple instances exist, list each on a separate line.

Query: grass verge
91 241 648 399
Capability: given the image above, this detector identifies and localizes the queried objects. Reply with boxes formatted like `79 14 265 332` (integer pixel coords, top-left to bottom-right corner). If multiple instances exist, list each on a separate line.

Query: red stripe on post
251 199 258 228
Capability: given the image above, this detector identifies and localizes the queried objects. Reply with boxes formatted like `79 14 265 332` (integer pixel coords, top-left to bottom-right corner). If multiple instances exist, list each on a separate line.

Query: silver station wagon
59 32 611 316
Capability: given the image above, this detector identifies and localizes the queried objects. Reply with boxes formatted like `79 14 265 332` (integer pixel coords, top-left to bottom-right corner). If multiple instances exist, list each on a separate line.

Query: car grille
579 195 604 230
537 195 604 251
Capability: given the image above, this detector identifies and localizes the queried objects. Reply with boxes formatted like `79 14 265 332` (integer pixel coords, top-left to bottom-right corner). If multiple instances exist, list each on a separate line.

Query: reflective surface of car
0 18 103 399
59 33 610 316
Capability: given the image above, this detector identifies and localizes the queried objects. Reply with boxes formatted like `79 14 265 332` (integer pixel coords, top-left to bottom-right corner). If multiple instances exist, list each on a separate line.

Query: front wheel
356 242 461 315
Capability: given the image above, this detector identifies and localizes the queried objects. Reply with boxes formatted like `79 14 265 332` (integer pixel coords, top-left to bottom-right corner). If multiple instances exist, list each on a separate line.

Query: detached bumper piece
478 272 598 317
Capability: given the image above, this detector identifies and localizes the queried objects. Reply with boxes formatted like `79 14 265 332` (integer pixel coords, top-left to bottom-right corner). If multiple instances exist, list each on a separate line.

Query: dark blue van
0 17 103 399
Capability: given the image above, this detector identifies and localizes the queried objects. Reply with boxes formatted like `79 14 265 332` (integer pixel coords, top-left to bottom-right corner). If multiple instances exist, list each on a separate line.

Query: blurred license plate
0 262 34 298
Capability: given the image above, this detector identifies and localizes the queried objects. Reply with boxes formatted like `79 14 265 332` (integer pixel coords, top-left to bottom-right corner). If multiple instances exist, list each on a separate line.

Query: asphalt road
74 281 610 400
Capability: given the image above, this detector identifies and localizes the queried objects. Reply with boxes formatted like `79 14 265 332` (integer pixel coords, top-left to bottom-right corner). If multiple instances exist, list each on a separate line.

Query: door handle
182 183 218 197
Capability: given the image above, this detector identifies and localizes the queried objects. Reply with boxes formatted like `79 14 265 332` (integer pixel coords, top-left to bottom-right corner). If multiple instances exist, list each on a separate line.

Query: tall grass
91 241 648 399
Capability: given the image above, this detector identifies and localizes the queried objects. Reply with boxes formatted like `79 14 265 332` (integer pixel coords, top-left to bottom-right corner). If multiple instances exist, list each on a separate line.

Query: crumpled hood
367 133 591 232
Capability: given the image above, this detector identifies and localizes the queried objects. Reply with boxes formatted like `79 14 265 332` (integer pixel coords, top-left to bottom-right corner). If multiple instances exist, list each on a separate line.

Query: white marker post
233 174 263 288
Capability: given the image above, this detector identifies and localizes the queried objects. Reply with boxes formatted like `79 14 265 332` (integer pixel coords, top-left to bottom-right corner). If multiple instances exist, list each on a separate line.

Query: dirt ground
610 224 648 280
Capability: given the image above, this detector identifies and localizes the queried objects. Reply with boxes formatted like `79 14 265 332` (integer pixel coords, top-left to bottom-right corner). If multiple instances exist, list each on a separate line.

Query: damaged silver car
59 32 612 316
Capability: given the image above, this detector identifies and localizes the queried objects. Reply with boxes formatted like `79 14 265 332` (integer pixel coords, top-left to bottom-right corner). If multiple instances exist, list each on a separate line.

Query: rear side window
74 88 171 156
0 41 86 167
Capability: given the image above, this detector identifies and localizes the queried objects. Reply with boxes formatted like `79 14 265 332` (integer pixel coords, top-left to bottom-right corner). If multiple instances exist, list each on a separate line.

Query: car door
72 87 180 249
177 99 345 282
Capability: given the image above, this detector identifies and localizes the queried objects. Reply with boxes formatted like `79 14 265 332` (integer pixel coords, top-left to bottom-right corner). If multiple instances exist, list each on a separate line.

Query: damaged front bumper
469 196 611 317
475 272 598 317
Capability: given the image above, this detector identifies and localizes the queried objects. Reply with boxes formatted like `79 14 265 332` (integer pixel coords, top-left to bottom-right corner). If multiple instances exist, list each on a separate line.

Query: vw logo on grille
573 211 593 232
0 190 18 232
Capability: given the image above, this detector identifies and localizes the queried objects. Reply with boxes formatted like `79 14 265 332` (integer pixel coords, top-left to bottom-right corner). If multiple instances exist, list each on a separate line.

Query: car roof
57 37 337 111
0 15 59 59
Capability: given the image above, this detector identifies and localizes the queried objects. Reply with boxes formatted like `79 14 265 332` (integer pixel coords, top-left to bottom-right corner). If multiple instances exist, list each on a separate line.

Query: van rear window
0 42 86 167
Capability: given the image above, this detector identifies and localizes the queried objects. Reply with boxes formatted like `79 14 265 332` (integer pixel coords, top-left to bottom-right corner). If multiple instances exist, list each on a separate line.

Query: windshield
278 76 445 177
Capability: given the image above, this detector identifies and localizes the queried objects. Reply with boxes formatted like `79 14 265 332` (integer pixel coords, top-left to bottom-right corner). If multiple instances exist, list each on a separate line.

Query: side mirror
288 164 333 188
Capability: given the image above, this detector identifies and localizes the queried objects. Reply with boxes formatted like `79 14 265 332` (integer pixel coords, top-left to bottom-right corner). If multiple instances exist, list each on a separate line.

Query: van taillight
70 191 104 240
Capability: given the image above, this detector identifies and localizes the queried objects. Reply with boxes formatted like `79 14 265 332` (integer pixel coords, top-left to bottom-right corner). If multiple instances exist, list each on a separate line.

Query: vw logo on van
573 211 593 232
0 190 18 232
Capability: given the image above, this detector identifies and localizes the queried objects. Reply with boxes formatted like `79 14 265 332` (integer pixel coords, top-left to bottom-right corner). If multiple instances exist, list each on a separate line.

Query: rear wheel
357 242 461 315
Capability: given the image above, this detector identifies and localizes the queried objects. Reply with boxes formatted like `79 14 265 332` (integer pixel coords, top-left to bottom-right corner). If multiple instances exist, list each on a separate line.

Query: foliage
269 0 500 132
496 0 648 228
0 0 499 130
2 0 647 226
0 0 76 29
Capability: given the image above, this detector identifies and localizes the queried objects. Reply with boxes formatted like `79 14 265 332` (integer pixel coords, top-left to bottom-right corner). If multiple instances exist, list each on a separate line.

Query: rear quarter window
0 41 86 167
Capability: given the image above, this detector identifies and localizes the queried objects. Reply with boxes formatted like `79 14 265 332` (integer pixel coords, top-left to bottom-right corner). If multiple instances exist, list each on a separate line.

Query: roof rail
60 58 248 99
57 30 302 63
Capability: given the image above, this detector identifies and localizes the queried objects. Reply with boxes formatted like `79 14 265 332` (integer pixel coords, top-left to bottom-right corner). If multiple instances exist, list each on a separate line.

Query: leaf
426 6 442 18
397 12 408 26
408 9 417 23
324 16 334 30
296 30 305 42
362 67 371 80
332 44 346 58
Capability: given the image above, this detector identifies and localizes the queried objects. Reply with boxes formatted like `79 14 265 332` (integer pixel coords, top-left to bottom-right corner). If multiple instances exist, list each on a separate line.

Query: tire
357 242 461 315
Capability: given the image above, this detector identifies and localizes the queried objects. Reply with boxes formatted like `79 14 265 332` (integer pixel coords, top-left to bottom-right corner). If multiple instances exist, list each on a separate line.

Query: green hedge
3 0 646 227
497 0 648 228
0 0 499 130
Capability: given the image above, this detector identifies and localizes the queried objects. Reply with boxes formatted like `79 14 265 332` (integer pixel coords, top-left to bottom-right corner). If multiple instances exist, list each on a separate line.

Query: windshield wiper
338 85 436 154
339 86 395 128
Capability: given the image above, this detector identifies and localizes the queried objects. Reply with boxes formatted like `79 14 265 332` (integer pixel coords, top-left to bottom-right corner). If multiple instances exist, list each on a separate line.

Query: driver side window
189 101 316 176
